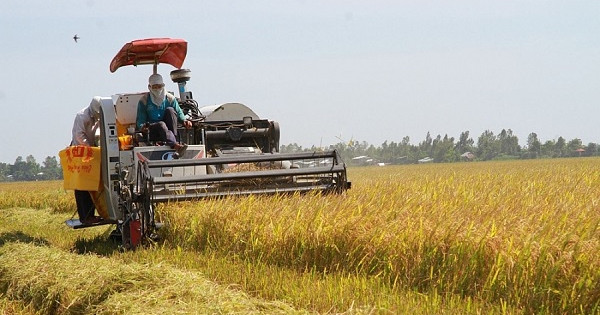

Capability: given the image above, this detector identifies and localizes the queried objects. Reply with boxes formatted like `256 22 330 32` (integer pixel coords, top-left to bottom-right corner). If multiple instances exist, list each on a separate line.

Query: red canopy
109 38 188 73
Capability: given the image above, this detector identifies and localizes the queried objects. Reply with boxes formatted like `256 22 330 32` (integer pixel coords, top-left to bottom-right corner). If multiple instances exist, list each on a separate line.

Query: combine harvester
66 38 350 249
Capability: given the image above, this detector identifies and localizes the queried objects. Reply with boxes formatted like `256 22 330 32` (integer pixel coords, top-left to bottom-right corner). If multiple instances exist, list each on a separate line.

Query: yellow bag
59 146 102 191
90 186 109 219
118 135 133 150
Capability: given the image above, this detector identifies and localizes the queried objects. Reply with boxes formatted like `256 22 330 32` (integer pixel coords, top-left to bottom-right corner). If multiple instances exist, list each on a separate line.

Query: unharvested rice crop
0 181 73 214
159 158 600 314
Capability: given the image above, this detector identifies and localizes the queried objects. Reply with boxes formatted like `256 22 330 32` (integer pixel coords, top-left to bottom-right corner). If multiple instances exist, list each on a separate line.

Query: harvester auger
66 38 351 250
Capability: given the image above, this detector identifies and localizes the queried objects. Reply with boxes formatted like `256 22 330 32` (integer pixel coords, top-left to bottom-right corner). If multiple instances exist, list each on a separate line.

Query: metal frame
137 150 350 202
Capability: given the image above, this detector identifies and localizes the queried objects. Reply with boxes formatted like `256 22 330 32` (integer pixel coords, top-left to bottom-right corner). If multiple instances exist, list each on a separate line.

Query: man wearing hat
136 73 192 157
70 96 103 224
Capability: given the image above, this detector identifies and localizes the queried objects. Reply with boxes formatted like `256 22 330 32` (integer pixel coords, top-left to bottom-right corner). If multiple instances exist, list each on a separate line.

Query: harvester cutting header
63 38 350 249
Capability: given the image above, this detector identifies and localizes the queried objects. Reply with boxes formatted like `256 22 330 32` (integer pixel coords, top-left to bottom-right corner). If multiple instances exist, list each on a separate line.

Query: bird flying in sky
73 34 80 43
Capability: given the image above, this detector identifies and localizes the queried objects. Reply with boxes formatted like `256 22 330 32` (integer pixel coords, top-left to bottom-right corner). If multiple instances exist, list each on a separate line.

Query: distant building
460 152 475 161
418 157 433 164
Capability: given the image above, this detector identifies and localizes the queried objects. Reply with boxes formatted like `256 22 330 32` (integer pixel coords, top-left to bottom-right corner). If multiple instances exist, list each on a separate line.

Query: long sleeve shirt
136 93 186 129
71 106 98 146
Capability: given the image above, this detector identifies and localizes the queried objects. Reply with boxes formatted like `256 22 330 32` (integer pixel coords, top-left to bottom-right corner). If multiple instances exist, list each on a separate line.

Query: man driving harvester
136 73 192 158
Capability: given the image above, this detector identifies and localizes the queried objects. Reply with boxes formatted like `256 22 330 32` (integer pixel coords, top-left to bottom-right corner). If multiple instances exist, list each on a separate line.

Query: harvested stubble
0 293 36 315
0 242 302 314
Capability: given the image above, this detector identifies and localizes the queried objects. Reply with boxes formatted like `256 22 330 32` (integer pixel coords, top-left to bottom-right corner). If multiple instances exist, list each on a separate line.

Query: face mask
150 88 163 98
149 86 166 106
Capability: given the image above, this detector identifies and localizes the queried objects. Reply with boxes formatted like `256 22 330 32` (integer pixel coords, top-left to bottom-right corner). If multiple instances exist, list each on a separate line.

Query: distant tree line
281 129 597 166
0 129 595 181
0 155 62 182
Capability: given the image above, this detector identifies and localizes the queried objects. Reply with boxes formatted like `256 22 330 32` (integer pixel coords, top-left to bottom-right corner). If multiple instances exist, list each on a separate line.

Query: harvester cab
66 38 350 250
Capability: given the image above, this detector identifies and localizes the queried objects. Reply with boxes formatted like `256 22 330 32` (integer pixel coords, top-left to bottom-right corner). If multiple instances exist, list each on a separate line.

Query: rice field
0 158 599 314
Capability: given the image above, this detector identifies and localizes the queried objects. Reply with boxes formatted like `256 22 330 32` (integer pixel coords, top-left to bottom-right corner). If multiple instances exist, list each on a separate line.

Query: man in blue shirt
136 73 192 157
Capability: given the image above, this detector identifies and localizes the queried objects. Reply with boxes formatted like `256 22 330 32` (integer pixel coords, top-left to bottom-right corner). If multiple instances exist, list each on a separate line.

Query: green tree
11 155 40 181
432 134 456 162
525 132 541 159
477 130 499 161
567 138 583 157
419 132 433 158
555 137 567 157
455 131 474 155
365 144 378 162
42 156 62 180
498 129 520 156
279 143 304 153
395 136 411 163
541 140 556 158
0 162 10 181
381 141 400 164
586 142 598 156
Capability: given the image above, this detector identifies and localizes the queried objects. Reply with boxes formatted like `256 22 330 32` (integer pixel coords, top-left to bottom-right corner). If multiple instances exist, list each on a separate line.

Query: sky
1 0 599 163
